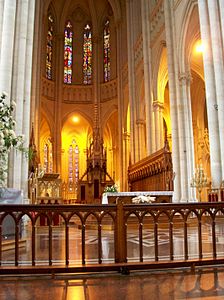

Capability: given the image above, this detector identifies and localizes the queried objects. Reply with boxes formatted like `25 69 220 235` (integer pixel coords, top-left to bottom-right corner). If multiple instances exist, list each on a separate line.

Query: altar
102 191 173 204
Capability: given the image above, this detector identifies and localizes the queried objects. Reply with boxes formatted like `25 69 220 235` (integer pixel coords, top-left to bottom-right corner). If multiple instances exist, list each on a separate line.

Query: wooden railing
0 201 224 275
128 143 174 191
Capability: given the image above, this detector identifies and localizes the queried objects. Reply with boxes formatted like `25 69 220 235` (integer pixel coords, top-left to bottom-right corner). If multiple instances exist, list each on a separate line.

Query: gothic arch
178 0 200 72
61 110 93 129
156 46 168 104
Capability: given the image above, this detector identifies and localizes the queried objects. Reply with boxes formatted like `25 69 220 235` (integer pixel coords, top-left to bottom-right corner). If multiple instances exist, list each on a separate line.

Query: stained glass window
46 14 54 80
43 138 53 173
64 21 73 84
68 140 79 198
103 20 110 82
83 24 92 84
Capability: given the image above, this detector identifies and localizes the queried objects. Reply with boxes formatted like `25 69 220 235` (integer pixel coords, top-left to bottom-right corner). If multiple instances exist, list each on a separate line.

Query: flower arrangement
0 92 25 187
104 184 118 193
132 195 156 203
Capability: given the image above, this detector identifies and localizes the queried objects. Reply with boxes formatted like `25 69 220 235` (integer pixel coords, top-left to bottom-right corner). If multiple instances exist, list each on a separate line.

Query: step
1 239 27 252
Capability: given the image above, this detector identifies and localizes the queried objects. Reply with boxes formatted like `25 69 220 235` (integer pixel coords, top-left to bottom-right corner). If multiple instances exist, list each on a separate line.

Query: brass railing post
115 198 127 263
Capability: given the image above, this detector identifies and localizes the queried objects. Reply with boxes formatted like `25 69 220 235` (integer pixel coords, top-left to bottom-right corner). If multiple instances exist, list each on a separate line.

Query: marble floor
0 267 224 299
2 221 224 265
1 222 224 299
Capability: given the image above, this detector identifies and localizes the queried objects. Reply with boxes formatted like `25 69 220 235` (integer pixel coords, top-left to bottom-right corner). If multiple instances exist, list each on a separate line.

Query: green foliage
0 92 26 187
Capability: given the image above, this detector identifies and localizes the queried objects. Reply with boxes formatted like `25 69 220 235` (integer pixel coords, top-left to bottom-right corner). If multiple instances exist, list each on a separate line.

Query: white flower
132 195 156 203
9 130 16 138
104 184 118 193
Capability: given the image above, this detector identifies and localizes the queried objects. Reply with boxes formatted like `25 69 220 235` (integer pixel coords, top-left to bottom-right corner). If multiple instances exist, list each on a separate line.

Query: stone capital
136 119 145 126
153 100 164 110
123 131 130 140
178 72 192 85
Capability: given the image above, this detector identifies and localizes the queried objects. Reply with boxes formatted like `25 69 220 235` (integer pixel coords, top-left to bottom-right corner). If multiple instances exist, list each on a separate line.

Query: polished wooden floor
0 267 224 299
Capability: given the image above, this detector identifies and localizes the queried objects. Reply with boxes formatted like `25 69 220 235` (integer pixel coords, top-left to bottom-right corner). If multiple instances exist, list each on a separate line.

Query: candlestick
191 165 208 201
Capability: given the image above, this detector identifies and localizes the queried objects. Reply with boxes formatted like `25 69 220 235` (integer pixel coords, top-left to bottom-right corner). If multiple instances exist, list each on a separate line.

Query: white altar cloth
101 191 173 204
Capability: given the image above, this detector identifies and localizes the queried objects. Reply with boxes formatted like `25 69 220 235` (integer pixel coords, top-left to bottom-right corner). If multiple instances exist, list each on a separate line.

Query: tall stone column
136 119 146 160
10 0 29 189
0 0 17 101
164 0 181 201
30 0 42 152
116 20 125 190
126 0 137 164
178 72 195 201
3 0 36 192
21 0 36 196
153 100 164 150
0 0 4 57
7 0 36 192
198 0 222 187
207 0 224 180
54 34 64 175
141 0 154 155
123 131 130 191
218 0 224 51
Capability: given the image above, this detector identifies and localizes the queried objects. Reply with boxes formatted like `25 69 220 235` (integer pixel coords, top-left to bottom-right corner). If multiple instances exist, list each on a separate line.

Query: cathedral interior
21 0 223 204
0 0 223 203
1 1 224 298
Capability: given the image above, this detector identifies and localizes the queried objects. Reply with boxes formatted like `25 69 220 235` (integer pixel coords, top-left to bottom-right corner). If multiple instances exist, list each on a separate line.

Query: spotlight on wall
72 116 80 123
195 40 205 54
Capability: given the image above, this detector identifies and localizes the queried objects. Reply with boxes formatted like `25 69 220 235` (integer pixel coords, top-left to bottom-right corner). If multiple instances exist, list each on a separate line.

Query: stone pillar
178 72 195 201
141 0 153 155
116 20 125 190
10 0 29 189
3 0 36 192
136 119 146 160
30 0 42 152
198 0 222 187
164 0 181 201
207 0 224 180
126 0 137 164
218 0 224 51
123 131 130 191
0 0 4 57
21 0 36 196
54 34 64 175
7 0 36 192
0 0 17 101
153 100 164 150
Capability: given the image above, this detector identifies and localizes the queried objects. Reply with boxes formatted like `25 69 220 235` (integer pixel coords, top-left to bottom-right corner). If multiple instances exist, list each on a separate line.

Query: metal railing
0 200 224 274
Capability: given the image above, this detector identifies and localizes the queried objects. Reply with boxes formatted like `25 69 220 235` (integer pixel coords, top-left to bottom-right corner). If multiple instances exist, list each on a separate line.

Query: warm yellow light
72 116 80 123
195 41 205 53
